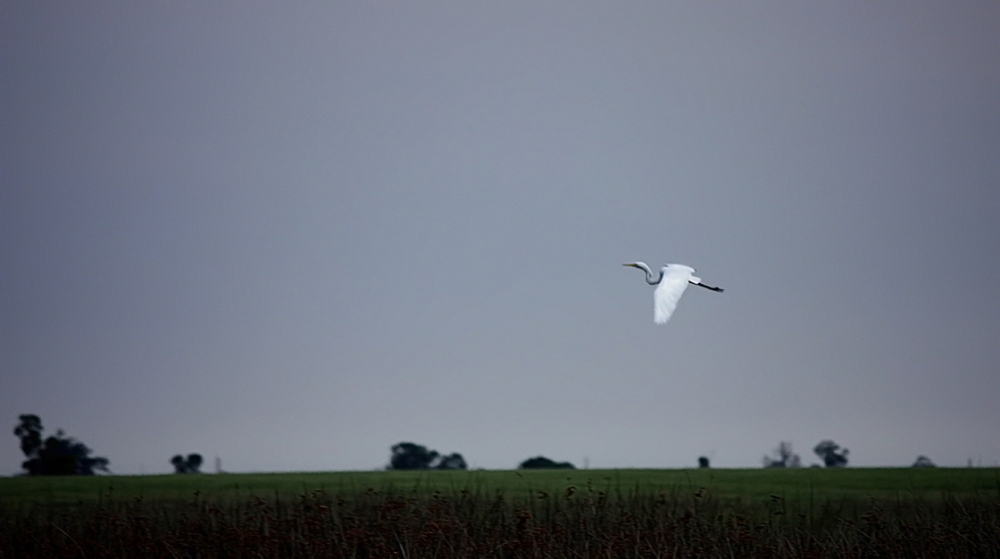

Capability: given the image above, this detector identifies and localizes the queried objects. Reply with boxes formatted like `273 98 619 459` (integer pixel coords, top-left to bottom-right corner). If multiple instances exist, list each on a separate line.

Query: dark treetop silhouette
763 442 802 468
387 442 467 470
518 456 575 470
13 414 109 475
814 440 850 467
171 453 204 473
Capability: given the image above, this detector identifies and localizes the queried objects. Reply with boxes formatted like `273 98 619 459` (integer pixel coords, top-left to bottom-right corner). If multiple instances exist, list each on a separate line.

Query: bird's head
622 261 651 272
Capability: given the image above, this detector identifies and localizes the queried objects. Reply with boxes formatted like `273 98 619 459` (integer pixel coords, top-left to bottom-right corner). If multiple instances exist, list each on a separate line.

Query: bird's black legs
693 282 724 293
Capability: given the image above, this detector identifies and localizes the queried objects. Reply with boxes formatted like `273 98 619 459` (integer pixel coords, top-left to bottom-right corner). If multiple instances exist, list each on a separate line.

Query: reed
2 477 998 558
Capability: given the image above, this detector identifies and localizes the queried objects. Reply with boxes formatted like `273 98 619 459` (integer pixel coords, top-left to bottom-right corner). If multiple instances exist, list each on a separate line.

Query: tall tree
388 442 439 470
171 453 204 473
813 440 849 467
13 414 43 458
762 441 801 468
13 415 109 475
387 442 467 470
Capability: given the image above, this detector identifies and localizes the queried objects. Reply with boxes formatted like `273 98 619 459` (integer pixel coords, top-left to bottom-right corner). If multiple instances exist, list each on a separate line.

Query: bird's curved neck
646 269 664 285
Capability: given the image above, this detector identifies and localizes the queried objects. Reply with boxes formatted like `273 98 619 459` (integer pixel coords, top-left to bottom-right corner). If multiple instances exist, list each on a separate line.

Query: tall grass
2 479 999 558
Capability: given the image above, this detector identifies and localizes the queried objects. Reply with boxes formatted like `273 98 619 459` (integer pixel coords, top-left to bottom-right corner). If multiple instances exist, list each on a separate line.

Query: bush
518 456 575 469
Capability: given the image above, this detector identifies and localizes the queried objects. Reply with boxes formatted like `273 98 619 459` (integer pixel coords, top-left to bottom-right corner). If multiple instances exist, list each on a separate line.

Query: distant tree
698 456 710 469
13 414 43 458
762 441 801 468
171 453 204 473
385 443 469 470
13 415 109 476
518 456 575 470
388 442 439 470
912 455 935 468
434 452 468 470
387 442 467 470
813 439 849 467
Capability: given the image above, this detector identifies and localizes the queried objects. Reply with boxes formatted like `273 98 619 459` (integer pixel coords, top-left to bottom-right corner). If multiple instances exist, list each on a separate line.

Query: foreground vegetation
2 468 999 558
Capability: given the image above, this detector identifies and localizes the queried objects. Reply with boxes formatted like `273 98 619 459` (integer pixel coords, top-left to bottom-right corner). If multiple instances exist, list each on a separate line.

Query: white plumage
653 265 694 324
624 262 724 324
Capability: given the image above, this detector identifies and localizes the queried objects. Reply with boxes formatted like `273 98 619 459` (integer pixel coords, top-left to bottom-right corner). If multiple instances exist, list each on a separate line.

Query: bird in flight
623 262 723 324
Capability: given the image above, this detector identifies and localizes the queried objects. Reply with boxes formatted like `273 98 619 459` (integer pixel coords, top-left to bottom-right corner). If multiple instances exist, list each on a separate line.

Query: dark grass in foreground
2 469 999 558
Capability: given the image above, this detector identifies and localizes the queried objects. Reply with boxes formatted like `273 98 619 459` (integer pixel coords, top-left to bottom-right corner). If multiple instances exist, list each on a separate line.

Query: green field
3 468 999 558
2 467 998 505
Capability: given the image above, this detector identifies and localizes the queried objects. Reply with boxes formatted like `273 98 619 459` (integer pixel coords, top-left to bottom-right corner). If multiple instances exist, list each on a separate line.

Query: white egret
623 262 723 324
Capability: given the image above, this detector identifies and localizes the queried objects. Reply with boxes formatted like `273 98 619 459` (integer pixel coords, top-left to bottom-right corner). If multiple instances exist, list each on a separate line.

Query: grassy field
2 468 999 558
2 466 998 505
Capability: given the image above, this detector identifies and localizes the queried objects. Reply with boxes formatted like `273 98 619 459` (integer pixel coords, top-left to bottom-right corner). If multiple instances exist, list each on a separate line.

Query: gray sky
2 2 998 475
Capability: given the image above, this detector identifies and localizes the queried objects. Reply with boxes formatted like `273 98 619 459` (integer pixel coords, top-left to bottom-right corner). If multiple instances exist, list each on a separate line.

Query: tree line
7 416 583 475
385 442 576 471
760 440 850 468
11 414 942 476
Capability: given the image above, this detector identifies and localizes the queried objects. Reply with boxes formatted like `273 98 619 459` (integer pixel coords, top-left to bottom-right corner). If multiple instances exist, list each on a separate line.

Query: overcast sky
2 2 999 475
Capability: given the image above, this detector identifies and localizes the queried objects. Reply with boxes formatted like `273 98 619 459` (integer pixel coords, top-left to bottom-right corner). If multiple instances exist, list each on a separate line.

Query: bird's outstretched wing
653 266 692 324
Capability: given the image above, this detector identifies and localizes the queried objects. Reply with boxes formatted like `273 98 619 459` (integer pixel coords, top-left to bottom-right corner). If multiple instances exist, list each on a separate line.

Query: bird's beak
622 263 636 267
